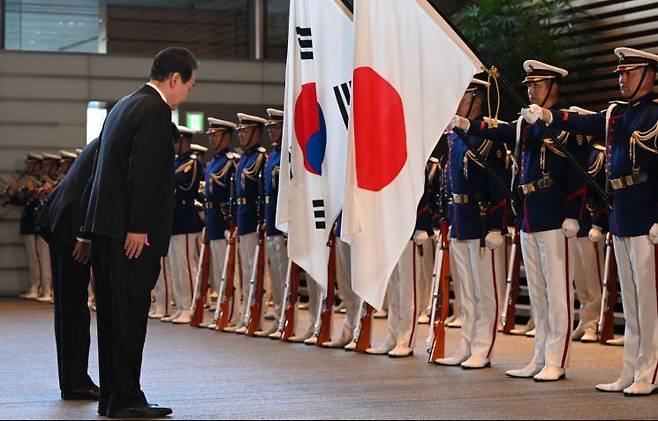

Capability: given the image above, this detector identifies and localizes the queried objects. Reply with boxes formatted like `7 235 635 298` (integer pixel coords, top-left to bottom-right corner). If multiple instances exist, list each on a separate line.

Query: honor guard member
35 153 59 302
202 117 239 329
229 113 268 333
161 125 206 324
566 107 606 344
436 78 508 369
525 47 658 395
259 108 287 337
11 153 45 300
366 198 434 358
452 60 587 381
58 150 77 179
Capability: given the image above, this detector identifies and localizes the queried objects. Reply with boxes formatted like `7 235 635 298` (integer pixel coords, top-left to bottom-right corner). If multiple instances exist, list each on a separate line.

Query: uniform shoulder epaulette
609 100 628 105
257 146 267 154
429 157 439 164
593 144 606 152
227 151 240 160
190 153 198 161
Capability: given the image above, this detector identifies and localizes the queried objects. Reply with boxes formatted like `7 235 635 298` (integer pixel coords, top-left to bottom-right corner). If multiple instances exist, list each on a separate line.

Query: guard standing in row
162 126 206 324
436 78 508 369
229 113 268 333
202 117 239 329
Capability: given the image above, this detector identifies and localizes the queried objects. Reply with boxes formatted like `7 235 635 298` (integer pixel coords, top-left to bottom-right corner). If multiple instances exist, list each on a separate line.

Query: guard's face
266 122 283 143
167 70 197 108
238 126 262 149
618 67 647 99
527 80 551 105
208 130 230 152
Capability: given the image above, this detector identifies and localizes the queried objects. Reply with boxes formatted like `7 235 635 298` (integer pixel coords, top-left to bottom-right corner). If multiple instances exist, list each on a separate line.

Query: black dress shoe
107 403 173 419
61 385 101 400
98 400 108 416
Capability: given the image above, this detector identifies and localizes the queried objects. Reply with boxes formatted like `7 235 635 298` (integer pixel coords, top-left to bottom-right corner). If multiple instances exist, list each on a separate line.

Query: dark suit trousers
49 237 94 392
91 235 161 410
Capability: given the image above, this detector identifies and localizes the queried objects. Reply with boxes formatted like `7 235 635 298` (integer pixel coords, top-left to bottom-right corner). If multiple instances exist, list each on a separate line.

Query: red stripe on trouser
408 245 417 348
163 257 169 315
651 244 658 384
561 238 571 369
185 235 194 299
487 249 499 358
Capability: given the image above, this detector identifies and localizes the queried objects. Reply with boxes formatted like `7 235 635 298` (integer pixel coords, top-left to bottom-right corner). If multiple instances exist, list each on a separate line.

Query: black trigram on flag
312 200 326 229
333 81 352 129
296 26 313 60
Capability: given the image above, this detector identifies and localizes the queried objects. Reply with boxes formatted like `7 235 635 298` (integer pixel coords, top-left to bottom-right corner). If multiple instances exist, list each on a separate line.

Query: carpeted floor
0 297 651 420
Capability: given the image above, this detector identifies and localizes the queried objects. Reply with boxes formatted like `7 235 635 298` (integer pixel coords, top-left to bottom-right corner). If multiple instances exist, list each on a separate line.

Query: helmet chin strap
627 66 649 102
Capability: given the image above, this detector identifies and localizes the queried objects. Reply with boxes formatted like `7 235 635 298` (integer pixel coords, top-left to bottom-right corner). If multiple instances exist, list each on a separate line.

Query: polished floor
0 297 653 420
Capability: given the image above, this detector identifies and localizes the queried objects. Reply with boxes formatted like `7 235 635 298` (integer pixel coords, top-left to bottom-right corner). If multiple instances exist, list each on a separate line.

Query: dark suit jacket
37 139 99 246
84 84 175 257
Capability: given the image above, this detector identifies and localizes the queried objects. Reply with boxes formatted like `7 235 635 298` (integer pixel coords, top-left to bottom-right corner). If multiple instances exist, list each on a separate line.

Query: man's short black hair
150 47 198 83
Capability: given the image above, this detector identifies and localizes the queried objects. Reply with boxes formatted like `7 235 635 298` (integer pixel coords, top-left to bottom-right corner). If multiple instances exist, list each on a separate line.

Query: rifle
316 228 337 346
278 259 300 341
501 225 521 334
216 175 238 331
598 233 618 344
427 218 451 362
245 172 267 336
190 229 211 327
351 300 374 353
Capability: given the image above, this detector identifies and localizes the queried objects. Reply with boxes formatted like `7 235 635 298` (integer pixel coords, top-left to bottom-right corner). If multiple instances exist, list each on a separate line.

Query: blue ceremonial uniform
264 145 282 237
468 109 588 234
579 143 608 236
447 117 508 240
236 145 267 235
172 150 205 235
204 149 237 241
547 93 658 237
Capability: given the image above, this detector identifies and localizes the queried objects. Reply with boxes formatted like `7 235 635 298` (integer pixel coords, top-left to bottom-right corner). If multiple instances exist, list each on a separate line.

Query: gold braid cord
630 121 658 170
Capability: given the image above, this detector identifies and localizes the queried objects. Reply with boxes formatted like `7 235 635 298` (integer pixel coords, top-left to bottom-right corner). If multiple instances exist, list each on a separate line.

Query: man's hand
72 240 91 264
588 226 603 243
485 230 504 250
124 232 149 259
412 230 429 246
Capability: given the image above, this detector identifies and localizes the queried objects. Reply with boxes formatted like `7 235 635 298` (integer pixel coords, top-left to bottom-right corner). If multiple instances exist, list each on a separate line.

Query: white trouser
335 239 359 340
36 236 52 297
417 238 435 314
450 239 504 359
168 233 201 312
521 228 574 369
23 234 41 294
209 239 227 292
382 241 419 350
613 235 658 385
152 256 173 315
573 236 603 332
266 235 287 322
450 248 462 319
238 232 259 324
307 274 323 334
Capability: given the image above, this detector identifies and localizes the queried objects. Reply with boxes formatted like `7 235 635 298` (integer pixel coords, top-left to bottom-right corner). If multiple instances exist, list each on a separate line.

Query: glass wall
4 0 256 59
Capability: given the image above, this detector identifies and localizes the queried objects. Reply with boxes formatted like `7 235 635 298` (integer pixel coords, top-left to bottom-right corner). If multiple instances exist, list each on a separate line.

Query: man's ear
169 72 181 88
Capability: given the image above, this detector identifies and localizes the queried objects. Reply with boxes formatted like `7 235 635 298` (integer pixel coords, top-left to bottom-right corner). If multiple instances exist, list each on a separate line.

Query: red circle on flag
353 66 407 192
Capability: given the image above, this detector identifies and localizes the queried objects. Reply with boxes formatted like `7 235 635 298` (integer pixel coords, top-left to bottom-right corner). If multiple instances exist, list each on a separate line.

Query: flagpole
428 2 610 205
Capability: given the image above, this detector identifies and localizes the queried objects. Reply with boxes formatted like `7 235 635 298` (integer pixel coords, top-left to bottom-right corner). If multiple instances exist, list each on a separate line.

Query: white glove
521 104 544 125
485 230 504 250
224 229 231 241
561 218 579 239
506 225 516 238
448 115 470 132
413 230 429 246
649 223 658 245
588 226 603 243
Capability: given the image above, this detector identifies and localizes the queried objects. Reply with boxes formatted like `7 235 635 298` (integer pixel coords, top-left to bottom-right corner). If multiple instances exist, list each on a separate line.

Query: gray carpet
0 297 652 419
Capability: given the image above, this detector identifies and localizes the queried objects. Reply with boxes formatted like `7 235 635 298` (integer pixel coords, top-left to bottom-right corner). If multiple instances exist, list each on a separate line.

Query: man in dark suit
36 139 100 401
84 47 197 418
